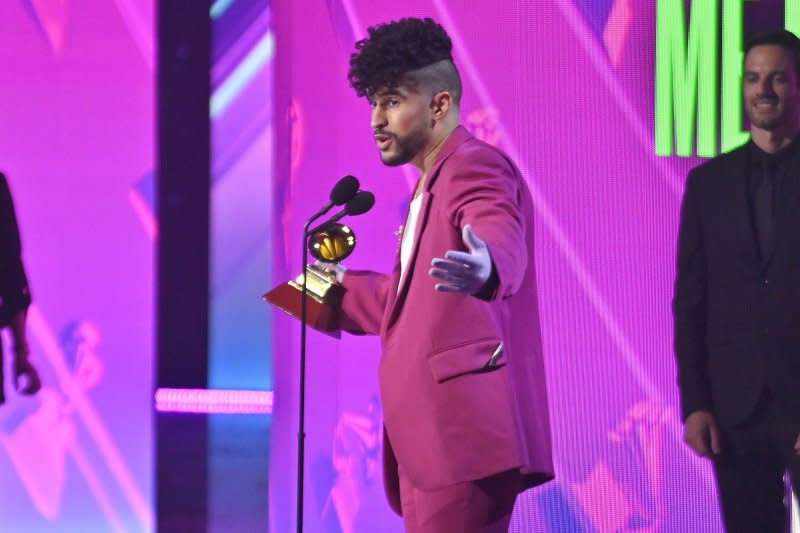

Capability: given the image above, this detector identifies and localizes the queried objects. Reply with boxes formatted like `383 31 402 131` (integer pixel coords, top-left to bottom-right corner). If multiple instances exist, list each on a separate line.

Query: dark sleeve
673 168 712 420
0 173 32 324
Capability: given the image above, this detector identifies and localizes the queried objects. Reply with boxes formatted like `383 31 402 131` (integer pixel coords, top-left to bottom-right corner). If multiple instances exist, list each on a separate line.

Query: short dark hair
348 17 462 103
744 30 800 79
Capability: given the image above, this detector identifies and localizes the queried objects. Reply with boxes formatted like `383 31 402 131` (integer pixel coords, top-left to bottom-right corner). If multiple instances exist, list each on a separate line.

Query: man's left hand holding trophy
263 176 374 336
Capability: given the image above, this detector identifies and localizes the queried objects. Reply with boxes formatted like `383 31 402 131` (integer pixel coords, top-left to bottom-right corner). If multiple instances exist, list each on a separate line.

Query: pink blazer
340 126 553 514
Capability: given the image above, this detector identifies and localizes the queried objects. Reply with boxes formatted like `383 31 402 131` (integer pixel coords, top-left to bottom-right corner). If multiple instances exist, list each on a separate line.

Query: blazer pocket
426 337 505 383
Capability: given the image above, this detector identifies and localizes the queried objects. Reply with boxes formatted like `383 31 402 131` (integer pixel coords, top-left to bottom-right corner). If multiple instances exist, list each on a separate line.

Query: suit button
763 279 769 285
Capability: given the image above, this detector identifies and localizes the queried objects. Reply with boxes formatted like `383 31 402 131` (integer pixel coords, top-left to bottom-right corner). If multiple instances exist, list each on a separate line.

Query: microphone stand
295 192 367 531
297 218 313 533
297 204 337 532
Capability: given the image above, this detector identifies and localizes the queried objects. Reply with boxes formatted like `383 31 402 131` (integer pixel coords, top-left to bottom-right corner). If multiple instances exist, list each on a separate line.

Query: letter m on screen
655 0 719 158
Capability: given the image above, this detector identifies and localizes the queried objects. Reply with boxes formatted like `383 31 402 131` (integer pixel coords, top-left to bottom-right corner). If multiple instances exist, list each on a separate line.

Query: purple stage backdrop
0 1 154 532
267 1 798 532
210 0 274 392
1 0 794 531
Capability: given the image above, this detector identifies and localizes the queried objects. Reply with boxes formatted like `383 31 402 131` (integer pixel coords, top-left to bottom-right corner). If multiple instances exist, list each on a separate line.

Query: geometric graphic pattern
0 0 154 531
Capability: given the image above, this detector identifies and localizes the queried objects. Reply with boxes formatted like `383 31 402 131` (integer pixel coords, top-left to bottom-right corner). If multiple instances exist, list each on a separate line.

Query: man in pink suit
335 18 553 532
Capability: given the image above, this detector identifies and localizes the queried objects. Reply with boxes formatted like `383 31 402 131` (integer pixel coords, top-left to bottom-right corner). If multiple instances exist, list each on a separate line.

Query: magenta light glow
155 388 274 414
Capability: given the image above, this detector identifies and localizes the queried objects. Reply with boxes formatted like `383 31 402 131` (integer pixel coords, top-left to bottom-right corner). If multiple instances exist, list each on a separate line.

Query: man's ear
431 91 453 120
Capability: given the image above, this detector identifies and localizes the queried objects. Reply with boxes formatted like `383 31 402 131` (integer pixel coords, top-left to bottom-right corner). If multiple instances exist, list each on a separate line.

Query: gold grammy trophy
262 223 356 336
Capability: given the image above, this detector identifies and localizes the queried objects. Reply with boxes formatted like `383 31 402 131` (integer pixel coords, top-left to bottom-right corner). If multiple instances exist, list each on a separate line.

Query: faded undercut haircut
348 17 462 104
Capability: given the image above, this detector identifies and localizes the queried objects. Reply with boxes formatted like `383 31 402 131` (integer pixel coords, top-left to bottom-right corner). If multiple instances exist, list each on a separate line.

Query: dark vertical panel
157 2 210 531
157 1 210 388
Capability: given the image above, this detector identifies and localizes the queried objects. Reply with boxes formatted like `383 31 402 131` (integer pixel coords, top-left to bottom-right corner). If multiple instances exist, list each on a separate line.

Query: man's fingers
429 268 463 282
431 231 490 295
684 411 721 459
684 423 711 458
442 250 480 267
434 283 467 293
15 369 41 395
462 224 486 252
687 434 711 457
710 423 723 456
432 257 473 273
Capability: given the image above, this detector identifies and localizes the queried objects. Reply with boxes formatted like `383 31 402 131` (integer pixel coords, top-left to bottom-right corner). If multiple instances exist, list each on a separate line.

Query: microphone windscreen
345 191 375 216
330 175 360 205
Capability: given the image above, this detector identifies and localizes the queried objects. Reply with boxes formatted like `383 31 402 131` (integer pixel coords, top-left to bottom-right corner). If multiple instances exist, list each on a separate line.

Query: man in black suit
0 172 41 401
675 30 800 531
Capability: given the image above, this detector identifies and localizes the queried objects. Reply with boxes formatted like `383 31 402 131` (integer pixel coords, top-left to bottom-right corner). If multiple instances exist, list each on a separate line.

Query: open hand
429 225 492 294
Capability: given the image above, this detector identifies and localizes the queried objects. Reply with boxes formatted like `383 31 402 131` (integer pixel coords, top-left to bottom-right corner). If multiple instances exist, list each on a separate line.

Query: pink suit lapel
384 126 473 327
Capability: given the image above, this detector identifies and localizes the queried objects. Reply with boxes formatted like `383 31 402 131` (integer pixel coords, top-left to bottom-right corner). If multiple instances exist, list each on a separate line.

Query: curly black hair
348 17 460 100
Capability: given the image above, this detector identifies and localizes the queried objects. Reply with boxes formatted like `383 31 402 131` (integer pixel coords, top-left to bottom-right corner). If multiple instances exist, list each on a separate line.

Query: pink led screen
0 0 781 531
0 1 154 532
266 0 758 532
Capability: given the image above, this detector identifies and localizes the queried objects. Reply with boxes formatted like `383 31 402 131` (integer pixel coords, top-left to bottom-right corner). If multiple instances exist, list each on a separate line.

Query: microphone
345 190 375 215
307 175 360 223
307 191 375 235
330 175 360 205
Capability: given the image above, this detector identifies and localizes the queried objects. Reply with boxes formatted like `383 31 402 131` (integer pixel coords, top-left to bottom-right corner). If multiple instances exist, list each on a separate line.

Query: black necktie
754 158 775 259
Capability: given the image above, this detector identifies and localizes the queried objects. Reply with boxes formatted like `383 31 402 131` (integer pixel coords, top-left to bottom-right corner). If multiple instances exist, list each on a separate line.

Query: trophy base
262 267 343 338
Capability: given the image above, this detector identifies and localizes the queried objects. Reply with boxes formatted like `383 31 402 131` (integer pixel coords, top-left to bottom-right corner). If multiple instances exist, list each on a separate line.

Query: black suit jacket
0 172 31 327
674 141 800 427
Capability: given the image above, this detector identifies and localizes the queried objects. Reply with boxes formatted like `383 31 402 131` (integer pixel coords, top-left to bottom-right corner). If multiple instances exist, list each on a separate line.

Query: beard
379 128 428 167
746 98 791 130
